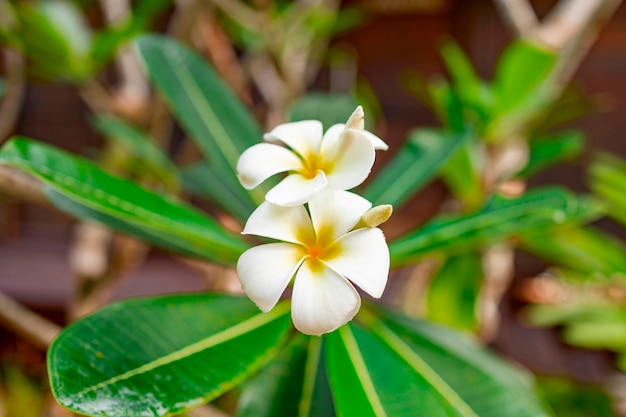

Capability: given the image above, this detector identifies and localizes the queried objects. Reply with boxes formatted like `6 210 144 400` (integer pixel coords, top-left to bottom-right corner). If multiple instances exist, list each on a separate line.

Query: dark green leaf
237 336 335 417
134 34 261 211
537 377 613 417
48 294 292 417
363 129 468 208
426 252 482 331
0 137 249 265
325 311 549 416
390 187 602 267
518 130 585 179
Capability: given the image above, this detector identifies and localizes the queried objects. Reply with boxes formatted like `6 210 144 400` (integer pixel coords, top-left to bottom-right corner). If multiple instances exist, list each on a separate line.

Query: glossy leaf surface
48 295 292 417
390 187 602 267
363 129 467 208
326 312 550 416
0 137 249 265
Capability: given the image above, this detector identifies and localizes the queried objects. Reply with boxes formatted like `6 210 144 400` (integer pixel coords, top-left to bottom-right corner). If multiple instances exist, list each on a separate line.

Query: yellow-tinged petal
237 243 304 312
323 129 375 190
308 189 371 241
265 171 328 207
291 260 361 336
324 228 389 299
264 120 323 158
236 143 303 189
242 202 314 245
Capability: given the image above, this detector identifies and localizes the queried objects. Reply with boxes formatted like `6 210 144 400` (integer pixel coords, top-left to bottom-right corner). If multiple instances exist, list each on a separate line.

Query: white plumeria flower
237 106 388 207
236 189 391 336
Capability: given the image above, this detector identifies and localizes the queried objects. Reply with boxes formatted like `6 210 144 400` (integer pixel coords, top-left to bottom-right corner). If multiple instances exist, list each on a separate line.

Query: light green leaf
326 312 549 417
363 129 468 208
440 137 484 210
589 153 626 227
17 0 93 82
237 336 335 417
520 225 626 277
134 34 261 210
0 137 249 265
390 187 602 267
426 252 482 331
48 294 292 417
518 130 585 179
91 114 180 191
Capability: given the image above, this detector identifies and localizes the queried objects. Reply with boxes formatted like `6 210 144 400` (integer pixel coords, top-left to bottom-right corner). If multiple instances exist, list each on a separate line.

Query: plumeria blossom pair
236 106 391 335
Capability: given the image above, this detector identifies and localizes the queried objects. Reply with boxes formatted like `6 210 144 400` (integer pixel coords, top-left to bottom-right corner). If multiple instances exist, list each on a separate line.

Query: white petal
308 189 372 241
243 201 313 244
237 243 304 312
291 260 361 336
264 120 323 159
325 228 389 298
320 124 345 153
265 171 328 207
363 130 389 151
236 143 303 189
323 129 375 190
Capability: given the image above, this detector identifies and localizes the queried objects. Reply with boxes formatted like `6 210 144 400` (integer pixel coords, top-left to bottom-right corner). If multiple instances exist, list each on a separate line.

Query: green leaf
493 41 556 115
237 336 335 417
288 93 365 131
134 34 261 211
91 114 180 191
0 137 249 265
426 252 482 331
440 136 484 210
0 77 5 98
363 129 468 208
564 319 626 350
390 187 602 267
17 0 93 82
537 377 613 417
589 153 626 227
48 294 292 417
326 312 549 417
520 226 626 277
517 130 585 179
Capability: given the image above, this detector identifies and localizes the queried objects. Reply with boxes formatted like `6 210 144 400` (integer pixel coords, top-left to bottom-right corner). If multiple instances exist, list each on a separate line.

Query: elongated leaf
363 129 468 208
134 35 261 210
91 114 180 190
518 130 585 179
520 226 626 277
237 336 335 417
326 312 549 417
589 153 626 227
426 252 482 331
390 187 602 267
48 294 292 417
0 137 249 265
440 138 484 210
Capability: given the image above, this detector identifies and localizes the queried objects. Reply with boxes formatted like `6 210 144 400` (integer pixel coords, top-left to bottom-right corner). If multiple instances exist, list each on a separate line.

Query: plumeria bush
0 1 623 416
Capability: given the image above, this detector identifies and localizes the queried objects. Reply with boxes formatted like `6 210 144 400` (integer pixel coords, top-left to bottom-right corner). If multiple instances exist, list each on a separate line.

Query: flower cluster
236 106 391 336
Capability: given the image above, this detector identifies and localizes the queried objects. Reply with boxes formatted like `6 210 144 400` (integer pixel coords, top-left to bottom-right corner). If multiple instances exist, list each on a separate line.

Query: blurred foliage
537 377 614 417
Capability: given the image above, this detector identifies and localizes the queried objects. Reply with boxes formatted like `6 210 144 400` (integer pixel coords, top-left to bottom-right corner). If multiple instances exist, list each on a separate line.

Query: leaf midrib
72 302 290 397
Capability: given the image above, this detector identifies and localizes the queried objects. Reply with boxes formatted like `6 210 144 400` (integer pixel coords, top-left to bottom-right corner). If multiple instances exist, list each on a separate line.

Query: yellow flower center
296 224 339 268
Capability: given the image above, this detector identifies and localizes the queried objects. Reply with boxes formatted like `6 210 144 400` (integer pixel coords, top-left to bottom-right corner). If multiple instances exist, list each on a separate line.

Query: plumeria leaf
426 252 482 331
237 336 336 417
134 34 262 210
440 137 485 210
91 114 180 191
363 128 468 208
517 130 585 179
589 153 626 228
48 294 292 417
326 312 550 417
0 137 249 265
520 225 626 277
390 187 602 267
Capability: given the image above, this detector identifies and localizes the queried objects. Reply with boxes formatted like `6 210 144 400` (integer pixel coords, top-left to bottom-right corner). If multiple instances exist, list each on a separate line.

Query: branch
0 290 60 349
492 0 539 37
0 166 49 205
0 48 26 143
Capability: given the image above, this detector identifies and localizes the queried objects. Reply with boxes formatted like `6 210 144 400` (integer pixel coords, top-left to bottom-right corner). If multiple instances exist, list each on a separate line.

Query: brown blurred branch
0 290 60 350
0 48 26 143
493 0 538 36
0 166 49 205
